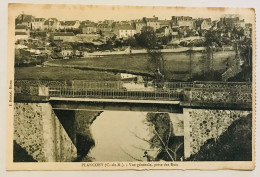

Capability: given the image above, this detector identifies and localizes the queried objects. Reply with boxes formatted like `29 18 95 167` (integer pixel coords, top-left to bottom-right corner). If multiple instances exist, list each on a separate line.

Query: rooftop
51 32 75 36
15 32 28 35
60 21 79 26
16 25 28 30
114 24 134 30
33 18 45 22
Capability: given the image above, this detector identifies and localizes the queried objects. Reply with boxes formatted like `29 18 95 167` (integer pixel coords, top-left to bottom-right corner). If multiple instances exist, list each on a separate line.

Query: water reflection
86 111 184 162
88 111 158 161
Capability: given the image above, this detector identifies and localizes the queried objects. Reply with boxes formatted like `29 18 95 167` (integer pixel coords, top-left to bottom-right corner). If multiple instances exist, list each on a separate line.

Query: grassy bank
15 51 235 81
15 66 121 81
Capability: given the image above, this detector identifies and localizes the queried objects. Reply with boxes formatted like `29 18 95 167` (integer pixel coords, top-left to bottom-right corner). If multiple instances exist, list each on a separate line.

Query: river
85 111 184 162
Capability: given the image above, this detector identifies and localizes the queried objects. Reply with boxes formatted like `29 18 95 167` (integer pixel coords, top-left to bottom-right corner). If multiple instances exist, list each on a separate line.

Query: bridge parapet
192 81 251 90
14 80 252 106
181 86 252 109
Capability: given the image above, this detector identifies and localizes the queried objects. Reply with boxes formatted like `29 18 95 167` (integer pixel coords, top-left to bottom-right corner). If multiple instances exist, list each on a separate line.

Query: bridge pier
183 108 251 158
13 102 77 162
53 110 77 146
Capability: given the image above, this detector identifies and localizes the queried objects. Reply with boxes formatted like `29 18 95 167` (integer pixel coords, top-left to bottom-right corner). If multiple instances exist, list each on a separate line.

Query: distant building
15 24 30 34
195 19 212 30
143 16 160 31
211 20 219 30
59 20 81 29
135 22 146 33
31 18 46 31
97 23 113 33
219 15 246 28
103 20 114 25
15 14 35 29
76 34 100 42
245 23 252 28
59 43 74 58
156 26 173 36
51 32 76 42
244 28 252 38
172 16 194 29
120 73 137 80
113 24 136 38
15 32 29 41
81 23 97 34
159 20 171 28
44 18 60 31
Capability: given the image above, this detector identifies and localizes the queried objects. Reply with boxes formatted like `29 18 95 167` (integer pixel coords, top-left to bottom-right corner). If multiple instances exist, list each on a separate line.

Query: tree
135 26 166 81
125 37 138 48
186 45 194 81
135 26 157 49
204 30 220 79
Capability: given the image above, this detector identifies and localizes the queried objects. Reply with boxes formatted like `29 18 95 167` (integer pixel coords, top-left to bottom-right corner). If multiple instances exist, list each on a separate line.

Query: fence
48 87 181 100
14 80 252 101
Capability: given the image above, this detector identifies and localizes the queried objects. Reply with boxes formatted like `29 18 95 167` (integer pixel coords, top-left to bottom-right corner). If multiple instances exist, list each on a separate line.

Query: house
135 22 146 33
15 24 30 34
30 31 48 40
97 23 113 33
15 14 35 29
156 26 172 36
219 15 246 28
50 52 63 59
31 18 46 31
211 20 219 30
76 34 100 42
51 32 76 42
103 20 114 25
59 43 74 59
172 16 194 29
81 23 97 34
15 32 29 42
143 17 160 31
59 20 81 30
245 23 252 29
244 28 252 38
159 20 171 28
113 24 136 38
195 19 212 30
74 50 84 57
44 18 60 31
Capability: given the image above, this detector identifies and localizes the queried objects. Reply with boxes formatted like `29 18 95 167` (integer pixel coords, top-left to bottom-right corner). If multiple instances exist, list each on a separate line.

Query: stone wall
183 108 251 158
182 86 252 109
14 103 77 162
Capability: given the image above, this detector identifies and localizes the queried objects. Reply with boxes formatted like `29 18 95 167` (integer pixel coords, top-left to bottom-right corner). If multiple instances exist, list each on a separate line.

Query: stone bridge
13 80 252 161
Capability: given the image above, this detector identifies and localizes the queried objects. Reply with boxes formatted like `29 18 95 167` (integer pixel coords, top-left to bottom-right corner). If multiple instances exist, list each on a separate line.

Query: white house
116 24 136 38
31 18 46 31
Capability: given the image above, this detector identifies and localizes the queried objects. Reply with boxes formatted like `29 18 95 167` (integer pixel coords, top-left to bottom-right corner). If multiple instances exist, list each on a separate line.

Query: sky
9 3 255 23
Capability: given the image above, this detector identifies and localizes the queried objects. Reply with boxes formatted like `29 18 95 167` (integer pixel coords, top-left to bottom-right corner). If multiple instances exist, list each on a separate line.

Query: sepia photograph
6 3 255 170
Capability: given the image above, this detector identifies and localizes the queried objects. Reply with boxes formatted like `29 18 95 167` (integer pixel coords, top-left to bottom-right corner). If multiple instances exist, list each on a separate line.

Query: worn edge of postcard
6 3 256 171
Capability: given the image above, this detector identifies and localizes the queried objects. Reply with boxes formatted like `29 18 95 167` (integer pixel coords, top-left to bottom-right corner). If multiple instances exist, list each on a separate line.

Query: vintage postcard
6 3 255 170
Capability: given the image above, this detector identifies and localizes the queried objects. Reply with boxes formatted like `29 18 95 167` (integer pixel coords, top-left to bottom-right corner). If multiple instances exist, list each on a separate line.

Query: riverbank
83 47 207 57
43 61 155 78
15 51 235 81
